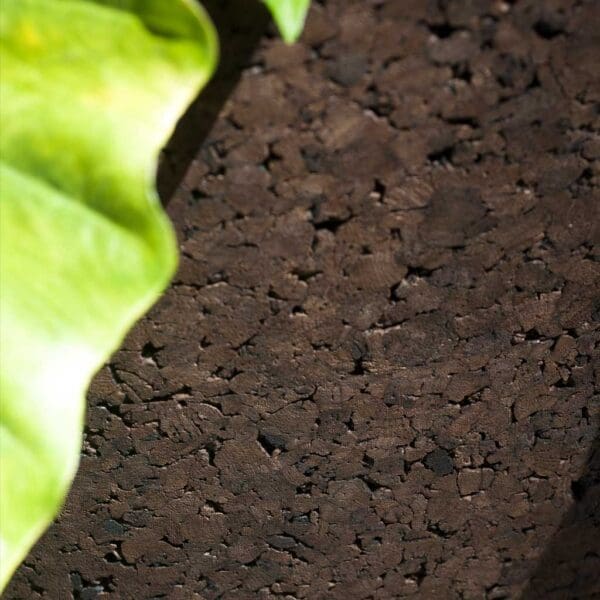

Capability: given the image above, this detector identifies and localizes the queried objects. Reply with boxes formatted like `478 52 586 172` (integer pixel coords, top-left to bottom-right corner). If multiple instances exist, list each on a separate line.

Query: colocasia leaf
263 0 311 43
0 0 217 589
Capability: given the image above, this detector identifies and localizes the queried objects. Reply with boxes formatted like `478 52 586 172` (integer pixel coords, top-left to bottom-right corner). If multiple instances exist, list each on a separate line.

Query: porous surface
7 0 599 598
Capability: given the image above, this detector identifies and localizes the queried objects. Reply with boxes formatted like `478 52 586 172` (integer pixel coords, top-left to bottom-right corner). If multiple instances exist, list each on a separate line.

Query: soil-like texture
7 1 599 598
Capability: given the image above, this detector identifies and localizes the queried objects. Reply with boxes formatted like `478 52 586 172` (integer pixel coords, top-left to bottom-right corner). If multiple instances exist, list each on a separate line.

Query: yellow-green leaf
0 0 217 590
263 0 310 43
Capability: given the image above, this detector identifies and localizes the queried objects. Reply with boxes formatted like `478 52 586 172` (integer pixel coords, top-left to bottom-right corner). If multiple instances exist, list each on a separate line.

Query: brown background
7 0 599 598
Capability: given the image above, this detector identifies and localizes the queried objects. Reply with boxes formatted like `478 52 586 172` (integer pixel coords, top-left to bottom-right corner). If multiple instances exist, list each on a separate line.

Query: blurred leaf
263 0 310 43
0 0 217 589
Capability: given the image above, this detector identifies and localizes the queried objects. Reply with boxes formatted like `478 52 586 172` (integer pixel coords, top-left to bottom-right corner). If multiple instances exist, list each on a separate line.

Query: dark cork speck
424 449 454 476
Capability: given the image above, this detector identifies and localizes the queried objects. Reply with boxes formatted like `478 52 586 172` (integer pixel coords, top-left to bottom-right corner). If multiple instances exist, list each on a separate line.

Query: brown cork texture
6 0 599 598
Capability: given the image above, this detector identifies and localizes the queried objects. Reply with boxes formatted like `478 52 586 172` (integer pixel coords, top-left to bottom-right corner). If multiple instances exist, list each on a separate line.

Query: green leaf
0 0 217 590
263 0 310 43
